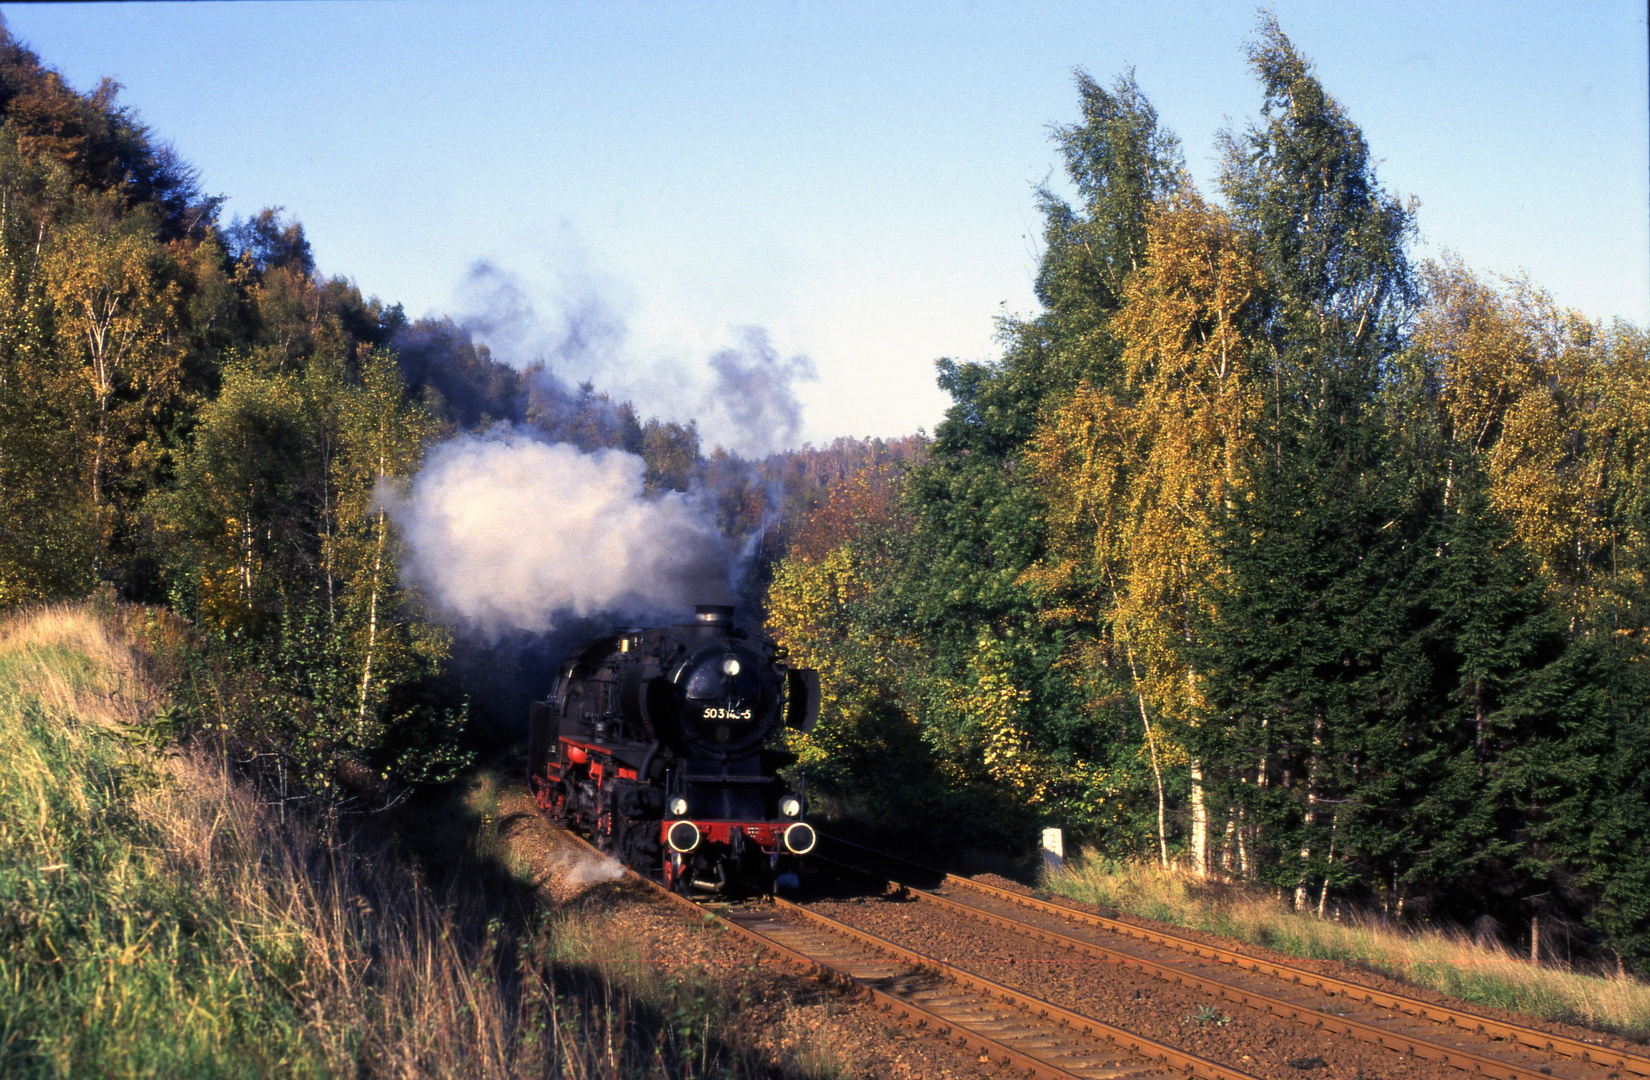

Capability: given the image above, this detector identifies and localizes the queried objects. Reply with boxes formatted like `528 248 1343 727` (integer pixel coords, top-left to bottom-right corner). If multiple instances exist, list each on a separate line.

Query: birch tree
1023 192 1265 871
42 197 183 557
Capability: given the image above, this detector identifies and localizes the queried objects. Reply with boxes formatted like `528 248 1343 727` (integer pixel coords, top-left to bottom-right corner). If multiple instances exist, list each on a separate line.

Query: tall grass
0 602 840 1078
1047 853 1650 1040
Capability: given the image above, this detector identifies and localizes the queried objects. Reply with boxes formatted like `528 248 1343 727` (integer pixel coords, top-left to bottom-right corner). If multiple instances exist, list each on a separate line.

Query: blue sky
13 2 1647 448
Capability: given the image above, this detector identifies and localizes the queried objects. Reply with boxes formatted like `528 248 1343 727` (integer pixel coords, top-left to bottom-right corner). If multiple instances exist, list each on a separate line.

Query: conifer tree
1197 15 1421 905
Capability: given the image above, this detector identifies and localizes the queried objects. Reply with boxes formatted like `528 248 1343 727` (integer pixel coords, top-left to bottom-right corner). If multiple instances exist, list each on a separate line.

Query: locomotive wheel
616 820 659 876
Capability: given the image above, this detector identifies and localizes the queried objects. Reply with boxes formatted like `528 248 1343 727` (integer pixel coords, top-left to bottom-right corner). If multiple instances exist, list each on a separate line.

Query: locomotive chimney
694 604 734 625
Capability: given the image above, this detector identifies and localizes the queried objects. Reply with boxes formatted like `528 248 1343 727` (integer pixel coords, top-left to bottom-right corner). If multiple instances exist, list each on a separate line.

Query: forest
2 11 1647 977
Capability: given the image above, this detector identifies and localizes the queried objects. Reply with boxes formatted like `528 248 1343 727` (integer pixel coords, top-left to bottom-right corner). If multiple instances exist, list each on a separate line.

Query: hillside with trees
0 7 1646 990
766 17 1650 972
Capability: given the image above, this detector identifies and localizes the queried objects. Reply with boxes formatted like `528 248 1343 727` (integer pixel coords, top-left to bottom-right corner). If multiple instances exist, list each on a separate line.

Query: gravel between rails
810 888 1541 1080
917 879 1632 1079
966 872 1648 1063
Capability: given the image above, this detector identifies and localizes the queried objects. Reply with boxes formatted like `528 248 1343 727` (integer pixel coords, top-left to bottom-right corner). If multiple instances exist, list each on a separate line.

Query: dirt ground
497 786 1004 1079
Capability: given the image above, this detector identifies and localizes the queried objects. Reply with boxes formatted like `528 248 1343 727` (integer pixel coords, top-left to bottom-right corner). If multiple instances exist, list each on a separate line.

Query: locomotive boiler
527 604 820 893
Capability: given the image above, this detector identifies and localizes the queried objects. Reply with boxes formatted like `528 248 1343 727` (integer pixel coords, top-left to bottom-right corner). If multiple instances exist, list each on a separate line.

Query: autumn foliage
765 20 1650 970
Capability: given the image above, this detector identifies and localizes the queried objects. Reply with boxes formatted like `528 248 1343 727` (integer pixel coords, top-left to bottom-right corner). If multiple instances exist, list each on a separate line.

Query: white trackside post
1042 827 1065 875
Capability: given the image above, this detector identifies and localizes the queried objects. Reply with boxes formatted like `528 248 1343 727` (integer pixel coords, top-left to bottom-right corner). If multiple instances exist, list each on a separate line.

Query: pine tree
1195 15 1421 907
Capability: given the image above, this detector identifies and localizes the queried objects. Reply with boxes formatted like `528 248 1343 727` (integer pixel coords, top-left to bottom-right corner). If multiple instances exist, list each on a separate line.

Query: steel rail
772 895 1262 1080
877 872 1577 1080
688 894 1094 1080
822 833 1650 1078
554 829 1095 1079
554 828 1260 1080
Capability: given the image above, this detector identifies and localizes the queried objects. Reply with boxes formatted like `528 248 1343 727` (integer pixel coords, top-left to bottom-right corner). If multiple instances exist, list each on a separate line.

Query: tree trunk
1127 673 1169 869
1190 759 1208 878
357 505 387 729
1294 711 1325 911
1250 717 1268 880
1316 812 1338 918
322 441 335 627
1107 577 1169 869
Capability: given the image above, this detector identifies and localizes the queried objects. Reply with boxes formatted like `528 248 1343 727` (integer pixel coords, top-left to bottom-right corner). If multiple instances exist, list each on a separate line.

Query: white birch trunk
1294 712 1324 911
1190 759 1208 878
356 505 386 729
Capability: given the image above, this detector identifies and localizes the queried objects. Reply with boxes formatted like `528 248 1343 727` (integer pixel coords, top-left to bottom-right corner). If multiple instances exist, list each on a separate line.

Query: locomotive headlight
721 655 741 677
779 796 801 818
783 822 817 855
669 796 689 817
668 820 701 853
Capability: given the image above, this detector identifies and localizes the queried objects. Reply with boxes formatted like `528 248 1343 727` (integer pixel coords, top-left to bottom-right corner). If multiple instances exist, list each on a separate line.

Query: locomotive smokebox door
785 669 820 733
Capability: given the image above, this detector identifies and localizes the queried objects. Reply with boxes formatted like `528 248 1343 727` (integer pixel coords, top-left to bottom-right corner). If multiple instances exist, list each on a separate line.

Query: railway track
817 834 1650 1080
556 828 1263 1080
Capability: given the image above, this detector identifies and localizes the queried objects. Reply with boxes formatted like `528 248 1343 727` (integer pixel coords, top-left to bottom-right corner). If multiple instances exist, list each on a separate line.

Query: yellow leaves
937 633 1049 802
42 210 180 403
1117 191 1265 395
195 564 254 635
765 542 901 761
1417 258 1539 454
766 547 867 667
1023 195 1264 733
1419 258 1650 625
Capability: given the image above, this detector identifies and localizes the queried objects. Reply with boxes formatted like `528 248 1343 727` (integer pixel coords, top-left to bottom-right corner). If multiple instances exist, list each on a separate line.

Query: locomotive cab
528 604 819 894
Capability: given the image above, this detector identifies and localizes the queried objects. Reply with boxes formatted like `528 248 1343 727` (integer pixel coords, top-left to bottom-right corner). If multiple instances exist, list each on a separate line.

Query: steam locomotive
527 604 820 893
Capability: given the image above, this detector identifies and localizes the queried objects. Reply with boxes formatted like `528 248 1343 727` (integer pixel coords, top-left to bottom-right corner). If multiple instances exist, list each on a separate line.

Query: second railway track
557 826 1264 1080
816 834 1650 1080
730 897 1262 1080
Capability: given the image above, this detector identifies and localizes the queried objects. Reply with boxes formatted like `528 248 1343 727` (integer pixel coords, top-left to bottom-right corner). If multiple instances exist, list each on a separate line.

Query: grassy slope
1047 854 1650 1040
0 605 320 1076
0 603 834 1079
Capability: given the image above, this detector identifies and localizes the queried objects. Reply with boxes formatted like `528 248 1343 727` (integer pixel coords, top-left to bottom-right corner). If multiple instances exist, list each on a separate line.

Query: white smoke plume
386 434 734 636
554 849 626 890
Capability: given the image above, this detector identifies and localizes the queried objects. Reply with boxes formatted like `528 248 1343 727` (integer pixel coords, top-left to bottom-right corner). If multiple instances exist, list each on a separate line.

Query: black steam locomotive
527 605 820 893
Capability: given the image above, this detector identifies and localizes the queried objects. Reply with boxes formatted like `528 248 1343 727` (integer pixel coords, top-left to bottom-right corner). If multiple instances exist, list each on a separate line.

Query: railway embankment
0 601 856 1079
17 597 1649 1080
1046 856 1650 1040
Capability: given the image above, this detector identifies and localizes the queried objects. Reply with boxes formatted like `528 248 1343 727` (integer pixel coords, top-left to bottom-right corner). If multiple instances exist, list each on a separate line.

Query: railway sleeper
822 836 1648 1079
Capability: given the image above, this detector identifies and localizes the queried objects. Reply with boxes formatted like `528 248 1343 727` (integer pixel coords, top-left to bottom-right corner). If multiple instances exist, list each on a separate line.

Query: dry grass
0 600 839 1078
0 601 161 725
1047 853 1650 1040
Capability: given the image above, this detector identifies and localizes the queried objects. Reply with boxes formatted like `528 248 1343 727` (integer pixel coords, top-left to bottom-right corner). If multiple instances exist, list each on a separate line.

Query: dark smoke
389 257 818 730
452 259 814 455
457 259 627 378
700 327 817 456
